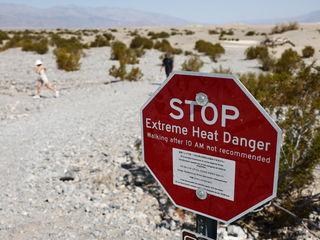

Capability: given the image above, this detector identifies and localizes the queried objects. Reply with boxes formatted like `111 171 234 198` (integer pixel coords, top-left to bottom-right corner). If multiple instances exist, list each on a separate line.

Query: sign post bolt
196 188 207 200
196 92 208 106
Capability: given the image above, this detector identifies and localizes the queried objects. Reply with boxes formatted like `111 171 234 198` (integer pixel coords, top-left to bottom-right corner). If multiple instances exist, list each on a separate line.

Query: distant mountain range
245 10 320 24
0 3 319 28
0 3 189 28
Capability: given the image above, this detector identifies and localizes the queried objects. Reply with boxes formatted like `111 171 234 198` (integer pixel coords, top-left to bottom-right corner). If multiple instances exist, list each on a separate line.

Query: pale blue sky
1 0 319 23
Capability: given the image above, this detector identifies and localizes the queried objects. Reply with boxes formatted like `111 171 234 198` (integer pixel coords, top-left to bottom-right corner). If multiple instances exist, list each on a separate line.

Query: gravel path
0 80 182 240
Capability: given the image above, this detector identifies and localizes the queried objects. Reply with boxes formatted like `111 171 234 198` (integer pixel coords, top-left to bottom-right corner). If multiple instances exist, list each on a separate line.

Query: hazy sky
1 0 320 23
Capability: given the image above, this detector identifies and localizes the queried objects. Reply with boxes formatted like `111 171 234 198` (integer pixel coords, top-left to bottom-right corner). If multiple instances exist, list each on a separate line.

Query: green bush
0 30 9 44
109 62 127 80
181 55 204 72
239 62 320 238
110 41 127 60
51 34 83 53
170 31 182 36
274 48 301 74
126 67 143 81
148 31 170 39
50 34 83 71
128 30 139 37
54 48 81 71
21 38 49 54
244 45 276 71
184 50 193 56
102 33 115 41
301 45 315 58
130 36 153 49
259 54 276 72
110 41 139 64
184 30 195 35
195 40 225 61
245 45 269 60
245 30 256 36
109 62 143 81
154 39 182 55
90 34 111 48
220 29 234 37
208 29 219 35
0 32 49 54
271 22 299 34
212 65 232 74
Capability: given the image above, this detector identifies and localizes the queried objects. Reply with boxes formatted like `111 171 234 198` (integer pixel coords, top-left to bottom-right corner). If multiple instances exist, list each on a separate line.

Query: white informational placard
173 148 235 201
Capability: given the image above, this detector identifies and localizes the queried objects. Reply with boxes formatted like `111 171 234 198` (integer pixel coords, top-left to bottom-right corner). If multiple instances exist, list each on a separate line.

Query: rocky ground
0 25 319 239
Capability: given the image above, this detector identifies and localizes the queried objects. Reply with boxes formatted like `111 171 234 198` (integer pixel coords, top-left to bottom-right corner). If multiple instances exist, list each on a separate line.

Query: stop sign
141 72 282 223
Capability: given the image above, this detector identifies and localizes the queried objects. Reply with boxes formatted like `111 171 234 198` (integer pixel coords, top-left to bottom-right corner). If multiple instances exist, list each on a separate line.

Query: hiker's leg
35 81 42 96
45 82 56 92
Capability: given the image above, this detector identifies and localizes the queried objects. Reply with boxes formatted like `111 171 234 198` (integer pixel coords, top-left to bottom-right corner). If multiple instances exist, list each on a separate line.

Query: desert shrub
103 33 115 41
130 36 153 49
259 54 276 72
0 34 23 50
51 34 84 53
90 35 111 48
220 29 234 37
126 67 143 81
274 48 301 74
148 31 170 39
125 48 140 64
212 65 232 74
184 30 195 35
133 47 145 58
54 48 81 71
181 55 204 72
271 22 299 34
109 62 143 81
110 41 139 64
0 32 49 54
0 30 9 44
195 40 225 61
21 38 49 54
244 45 276 71
301 45 315 58
109 62 127 80
219 37 239 41
110 29 118 32
129 30 139 37
184 50 193 56
154 39 182 55
110 41 127 60
245 45 269 60
171 30 182 36
208 29 219 35
51 35 83 71
239 62 320 238
245 30 256 36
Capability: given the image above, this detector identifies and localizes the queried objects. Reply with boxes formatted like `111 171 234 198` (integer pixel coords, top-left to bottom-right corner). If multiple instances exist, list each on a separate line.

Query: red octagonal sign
141 72 282 223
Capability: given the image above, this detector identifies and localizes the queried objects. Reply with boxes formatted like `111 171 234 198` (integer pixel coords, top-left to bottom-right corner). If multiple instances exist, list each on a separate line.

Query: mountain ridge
0 3 190 28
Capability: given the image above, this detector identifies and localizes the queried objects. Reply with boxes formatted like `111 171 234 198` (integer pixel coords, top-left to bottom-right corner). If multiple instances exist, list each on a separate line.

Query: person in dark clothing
161 53 174 77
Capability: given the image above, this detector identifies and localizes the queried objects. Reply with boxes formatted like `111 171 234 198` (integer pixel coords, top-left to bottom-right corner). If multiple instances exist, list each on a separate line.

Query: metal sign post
196 215 217 240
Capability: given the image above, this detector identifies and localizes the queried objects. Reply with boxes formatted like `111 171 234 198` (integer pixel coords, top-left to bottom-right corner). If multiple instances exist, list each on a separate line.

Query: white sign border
140 71 282 224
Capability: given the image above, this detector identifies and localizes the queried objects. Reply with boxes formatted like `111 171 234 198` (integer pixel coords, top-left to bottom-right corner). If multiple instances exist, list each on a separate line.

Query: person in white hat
33 60 59 98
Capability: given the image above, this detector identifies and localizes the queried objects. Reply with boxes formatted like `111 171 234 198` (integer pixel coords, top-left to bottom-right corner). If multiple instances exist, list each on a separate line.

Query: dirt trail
0 82 179 240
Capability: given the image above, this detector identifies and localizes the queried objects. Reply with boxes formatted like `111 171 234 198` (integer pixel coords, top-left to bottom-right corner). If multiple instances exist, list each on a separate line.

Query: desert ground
0 24 319 239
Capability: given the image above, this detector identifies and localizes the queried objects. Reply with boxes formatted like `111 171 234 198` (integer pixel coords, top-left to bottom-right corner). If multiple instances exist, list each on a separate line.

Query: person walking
33 60 59 99
161 53 174 78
